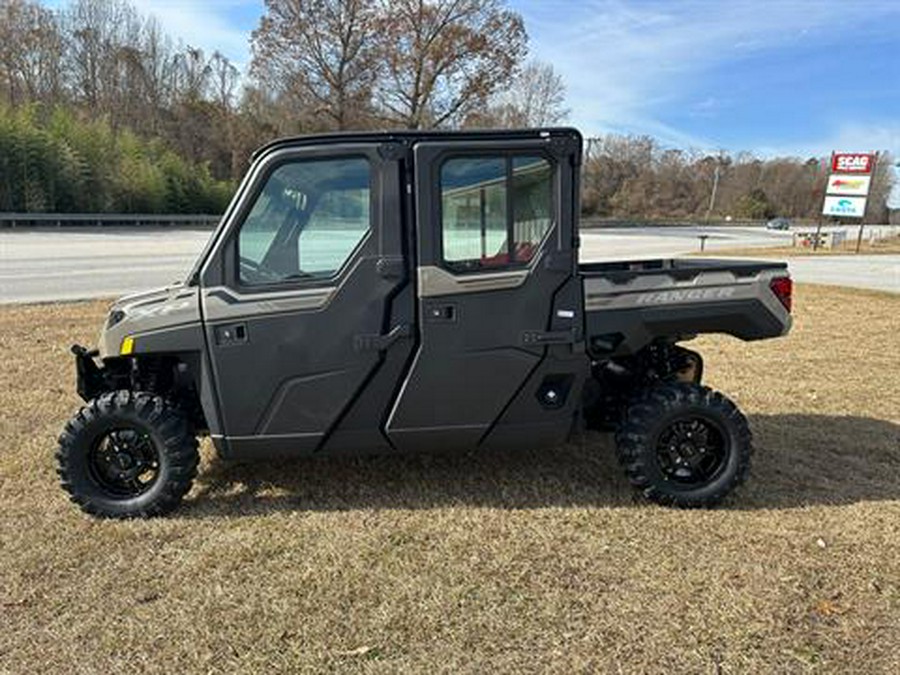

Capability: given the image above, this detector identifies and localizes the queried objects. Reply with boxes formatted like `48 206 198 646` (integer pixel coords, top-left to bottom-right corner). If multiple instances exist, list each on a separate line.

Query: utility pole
705 161 720 222
813 153 833 251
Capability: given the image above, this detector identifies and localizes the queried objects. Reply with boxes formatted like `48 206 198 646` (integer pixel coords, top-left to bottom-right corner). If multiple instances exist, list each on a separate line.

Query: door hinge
376 256 405 279
544 250 575 272
354 323 413 352
378 142 408 161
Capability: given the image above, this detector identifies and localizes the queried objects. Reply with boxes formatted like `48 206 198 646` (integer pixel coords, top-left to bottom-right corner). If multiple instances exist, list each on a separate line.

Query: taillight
770 276 792 312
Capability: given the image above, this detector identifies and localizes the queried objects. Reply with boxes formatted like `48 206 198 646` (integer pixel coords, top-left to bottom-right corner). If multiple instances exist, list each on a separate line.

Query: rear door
199 142 413 458
386 133 582 452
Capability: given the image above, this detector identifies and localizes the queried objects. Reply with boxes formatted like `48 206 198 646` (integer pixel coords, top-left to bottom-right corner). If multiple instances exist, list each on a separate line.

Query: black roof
251 127 583 160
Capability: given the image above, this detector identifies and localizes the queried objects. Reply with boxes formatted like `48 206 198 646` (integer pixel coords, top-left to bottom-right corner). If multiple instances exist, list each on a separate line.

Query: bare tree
133 17 181 130
0 0 65 106
867 152 896 223
251 0 380 130
174 47 211 103
65 0 141 116
470 59 568 128
374 0 528 129
209 51 239 112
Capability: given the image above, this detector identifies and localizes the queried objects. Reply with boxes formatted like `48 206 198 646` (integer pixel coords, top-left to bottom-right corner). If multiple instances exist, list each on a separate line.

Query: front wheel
615 383 752 507
57 391 199 518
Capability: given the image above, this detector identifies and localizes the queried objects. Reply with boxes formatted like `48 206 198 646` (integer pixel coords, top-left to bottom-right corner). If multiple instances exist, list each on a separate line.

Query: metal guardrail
580 217 784 229
579 217 899 231
0 213 221 228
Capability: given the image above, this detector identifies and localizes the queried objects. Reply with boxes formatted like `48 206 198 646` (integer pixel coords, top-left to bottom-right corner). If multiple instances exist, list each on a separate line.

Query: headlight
107 309 126 328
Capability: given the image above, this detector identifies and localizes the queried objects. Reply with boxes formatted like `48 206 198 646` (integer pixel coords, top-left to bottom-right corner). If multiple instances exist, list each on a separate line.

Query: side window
440 155 553 271
238 157 370 285
511 156 553 262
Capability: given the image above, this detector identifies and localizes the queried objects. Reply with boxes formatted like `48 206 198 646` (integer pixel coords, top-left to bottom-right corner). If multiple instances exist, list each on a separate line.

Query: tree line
582 136 895 223
0 0 567 214
0 104 232 213
0 0 893 220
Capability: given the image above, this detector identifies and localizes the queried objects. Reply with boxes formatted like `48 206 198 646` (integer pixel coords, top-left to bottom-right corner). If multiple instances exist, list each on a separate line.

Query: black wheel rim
88 428 161 498
655 415 729 487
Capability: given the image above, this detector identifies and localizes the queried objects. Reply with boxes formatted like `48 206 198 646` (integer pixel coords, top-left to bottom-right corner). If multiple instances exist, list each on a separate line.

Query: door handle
354 324 413 352
214 322 248 346
425 303 456 322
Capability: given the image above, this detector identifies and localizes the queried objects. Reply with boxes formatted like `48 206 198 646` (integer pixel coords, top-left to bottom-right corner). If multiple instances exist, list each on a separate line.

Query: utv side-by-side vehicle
58 128 792 518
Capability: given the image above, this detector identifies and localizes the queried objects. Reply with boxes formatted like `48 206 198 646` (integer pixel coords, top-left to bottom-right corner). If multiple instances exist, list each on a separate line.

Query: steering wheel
239 256 281 284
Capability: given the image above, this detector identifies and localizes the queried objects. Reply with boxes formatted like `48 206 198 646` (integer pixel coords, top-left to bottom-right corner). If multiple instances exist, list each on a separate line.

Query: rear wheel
615 383 751 507
57 391 199 518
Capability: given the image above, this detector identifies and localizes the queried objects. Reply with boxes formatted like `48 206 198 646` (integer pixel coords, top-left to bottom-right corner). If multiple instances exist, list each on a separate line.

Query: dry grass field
701 234 900 258
1 285 898 673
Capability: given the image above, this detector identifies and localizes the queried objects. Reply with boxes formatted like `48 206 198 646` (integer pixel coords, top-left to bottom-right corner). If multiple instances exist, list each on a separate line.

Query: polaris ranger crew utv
58 128 792 518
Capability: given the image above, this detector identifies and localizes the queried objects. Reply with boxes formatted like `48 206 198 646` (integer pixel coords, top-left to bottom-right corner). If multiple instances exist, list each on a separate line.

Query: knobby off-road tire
615 382 752 508
57 390 199 518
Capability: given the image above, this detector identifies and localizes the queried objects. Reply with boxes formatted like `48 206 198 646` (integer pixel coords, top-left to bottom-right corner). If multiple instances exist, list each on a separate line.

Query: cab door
386 133 583 452
199 142 413 458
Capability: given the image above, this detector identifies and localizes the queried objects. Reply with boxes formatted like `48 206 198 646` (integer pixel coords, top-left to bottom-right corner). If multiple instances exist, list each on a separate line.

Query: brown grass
700 234 900 258
1 286 898 674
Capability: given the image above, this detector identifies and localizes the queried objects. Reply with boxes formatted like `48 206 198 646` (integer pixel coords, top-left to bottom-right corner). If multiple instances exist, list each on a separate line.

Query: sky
45 0 900 203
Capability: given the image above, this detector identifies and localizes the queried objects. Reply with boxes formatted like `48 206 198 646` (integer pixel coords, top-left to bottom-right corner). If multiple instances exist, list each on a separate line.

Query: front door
386 133 583 452
199 142 413 458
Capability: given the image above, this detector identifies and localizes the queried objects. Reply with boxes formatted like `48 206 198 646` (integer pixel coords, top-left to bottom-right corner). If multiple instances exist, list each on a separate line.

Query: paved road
0 228 214 303
579 227 900 293
1 225 897 303
773 255 899 294
579 225 793 259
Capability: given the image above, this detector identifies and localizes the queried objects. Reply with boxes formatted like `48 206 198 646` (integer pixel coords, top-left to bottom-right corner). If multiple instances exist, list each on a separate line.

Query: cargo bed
580 258 792 357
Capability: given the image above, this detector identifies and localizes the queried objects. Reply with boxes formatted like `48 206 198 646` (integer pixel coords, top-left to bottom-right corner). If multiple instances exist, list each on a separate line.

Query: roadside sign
822 195 867 218
816 151 877 247
831 153 875 174
826 174 872 196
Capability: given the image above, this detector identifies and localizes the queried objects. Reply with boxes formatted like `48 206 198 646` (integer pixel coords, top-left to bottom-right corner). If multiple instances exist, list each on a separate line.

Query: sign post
856 153 879 252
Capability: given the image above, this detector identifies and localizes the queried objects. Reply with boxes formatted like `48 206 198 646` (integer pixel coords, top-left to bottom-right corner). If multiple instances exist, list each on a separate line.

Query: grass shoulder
694 235 900 258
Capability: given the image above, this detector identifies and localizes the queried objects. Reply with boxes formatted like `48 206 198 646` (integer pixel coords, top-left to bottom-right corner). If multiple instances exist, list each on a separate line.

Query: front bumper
72 344 105 402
